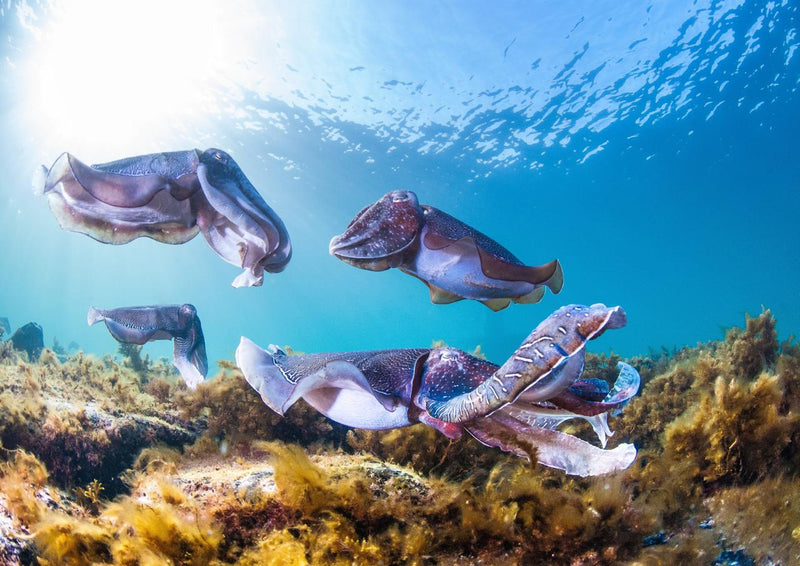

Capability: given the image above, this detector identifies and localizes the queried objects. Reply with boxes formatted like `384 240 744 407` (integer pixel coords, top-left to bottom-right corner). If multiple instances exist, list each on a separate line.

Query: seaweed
174 368 350 454
724 308 779 380
0 309 797 564
706 477 800 565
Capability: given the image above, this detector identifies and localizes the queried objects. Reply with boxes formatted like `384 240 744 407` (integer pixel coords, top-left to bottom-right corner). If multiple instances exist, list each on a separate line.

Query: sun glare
23 0 256 156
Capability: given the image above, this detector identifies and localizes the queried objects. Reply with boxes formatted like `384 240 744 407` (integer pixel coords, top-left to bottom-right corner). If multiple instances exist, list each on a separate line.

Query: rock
9 323 44 360
712 548 756 566
27 400 199 496
642 530 668 546
699 517 715 529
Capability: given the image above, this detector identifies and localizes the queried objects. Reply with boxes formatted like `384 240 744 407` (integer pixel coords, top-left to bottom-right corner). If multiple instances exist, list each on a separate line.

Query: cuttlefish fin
40 153 200 246
428 283 464 305
423 230 563 292
513 285 546 305
236 338 397 416
284 360 398 413
478 248 564 293
87 306 166 345
481 298 512 311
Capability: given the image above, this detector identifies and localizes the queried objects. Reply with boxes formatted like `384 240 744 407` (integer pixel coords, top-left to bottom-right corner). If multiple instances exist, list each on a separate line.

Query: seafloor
0 309 797 565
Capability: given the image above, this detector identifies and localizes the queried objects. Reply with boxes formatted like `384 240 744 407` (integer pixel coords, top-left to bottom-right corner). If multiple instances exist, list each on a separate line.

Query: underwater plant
0 309 795 564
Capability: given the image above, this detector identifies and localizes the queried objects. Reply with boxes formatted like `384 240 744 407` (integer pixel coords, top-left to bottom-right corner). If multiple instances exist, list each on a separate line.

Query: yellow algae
0 310 796 563
706 477 800 565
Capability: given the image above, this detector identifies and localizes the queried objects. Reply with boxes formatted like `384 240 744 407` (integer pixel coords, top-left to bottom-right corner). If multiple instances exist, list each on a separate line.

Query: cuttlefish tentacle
330 190 562 310
466 412 637 477
88 304 208 389
38 148 291 287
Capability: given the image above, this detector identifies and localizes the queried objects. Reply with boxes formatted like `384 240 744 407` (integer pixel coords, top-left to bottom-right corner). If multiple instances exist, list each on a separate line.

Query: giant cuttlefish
88 304 207 389
236 303 639 476
329 190 563 311
37 149 291 287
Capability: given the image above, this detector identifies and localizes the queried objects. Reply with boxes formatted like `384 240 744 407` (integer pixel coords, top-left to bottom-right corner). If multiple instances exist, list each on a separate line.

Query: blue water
0 0 797 369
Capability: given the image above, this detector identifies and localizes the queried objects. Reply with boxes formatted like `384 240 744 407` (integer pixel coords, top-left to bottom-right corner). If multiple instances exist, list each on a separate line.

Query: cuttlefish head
176 303 199 329
195 148 292 283
329 190 424 271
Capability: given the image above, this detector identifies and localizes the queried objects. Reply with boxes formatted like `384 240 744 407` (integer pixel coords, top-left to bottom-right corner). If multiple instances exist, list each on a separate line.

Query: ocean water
0 0 797 369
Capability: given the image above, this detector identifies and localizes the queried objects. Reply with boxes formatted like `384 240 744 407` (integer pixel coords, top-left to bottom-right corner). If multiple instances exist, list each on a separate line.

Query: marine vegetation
0 309 798 564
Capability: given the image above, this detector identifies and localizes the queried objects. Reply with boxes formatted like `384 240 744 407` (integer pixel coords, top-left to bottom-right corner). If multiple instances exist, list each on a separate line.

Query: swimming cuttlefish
236 303 640 476
88 304 208 389
329 190 563 311
37 149 291 287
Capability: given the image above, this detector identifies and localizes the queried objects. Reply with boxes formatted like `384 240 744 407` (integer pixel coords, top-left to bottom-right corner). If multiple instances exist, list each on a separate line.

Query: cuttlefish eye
178 303 198 325
213 151 227 163
180 304 197 316
437 349 461 362
390 190 413 203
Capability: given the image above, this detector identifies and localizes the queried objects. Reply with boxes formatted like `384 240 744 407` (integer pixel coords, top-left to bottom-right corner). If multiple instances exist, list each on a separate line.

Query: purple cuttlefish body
37 148 291 288
88 304 208 389
329 190 563 311
236 303 640 477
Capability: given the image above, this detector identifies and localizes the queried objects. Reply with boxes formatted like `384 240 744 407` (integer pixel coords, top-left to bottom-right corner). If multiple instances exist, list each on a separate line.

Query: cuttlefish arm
424 304 627 423
494 361 641 448
195 149 292 287
466 412 637 477
88 304 208 389
463 359 639 476
37 148 292 287
236 337 428 429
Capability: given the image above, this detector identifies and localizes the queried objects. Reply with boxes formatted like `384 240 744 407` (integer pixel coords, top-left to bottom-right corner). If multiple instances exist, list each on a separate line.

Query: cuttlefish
236 303 639 476
88 304 207 389
329 190 563 311
37 149 291 287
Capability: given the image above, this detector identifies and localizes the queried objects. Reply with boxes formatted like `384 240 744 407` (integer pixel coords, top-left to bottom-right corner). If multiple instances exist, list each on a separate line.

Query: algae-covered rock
30 400 197 494
9 323 44 361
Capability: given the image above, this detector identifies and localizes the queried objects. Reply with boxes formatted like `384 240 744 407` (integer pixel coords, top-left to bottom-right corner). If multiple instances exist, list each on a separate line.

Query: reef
0 309 798 564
